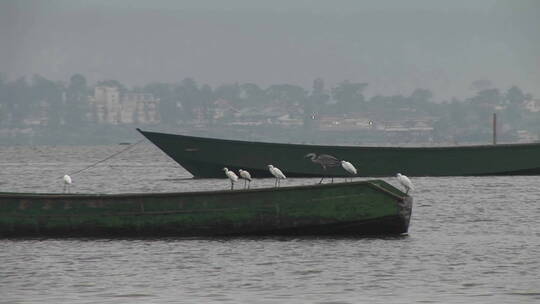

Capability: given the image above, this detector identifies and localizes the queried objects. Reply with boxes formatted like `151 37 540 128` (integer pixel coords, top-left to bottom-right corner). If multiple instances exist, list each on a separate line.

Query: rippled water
1 144 539 303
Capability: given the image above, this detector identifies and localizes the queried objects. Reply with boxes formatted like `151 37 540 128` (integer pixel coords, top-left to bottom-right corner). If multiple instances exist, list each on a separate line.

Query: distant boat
137 129 540 178
0 180 412 237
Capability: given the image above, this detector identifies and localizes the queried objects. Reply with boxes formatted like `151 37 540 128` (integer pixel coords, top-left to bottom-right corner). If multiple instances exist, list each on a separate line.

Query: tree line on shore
0 73 538 144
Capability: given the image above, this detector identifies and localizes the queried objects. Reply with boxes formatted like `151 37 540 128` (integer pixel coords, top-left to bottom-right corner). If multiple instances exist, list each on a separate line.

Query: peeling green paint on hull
137 129 540 177
0 180 412 238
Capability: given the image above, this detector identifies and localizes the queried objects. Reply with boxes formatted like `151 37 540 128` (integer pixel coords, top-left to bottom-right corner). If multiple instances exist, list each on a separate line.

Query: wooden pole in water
493 113 497 145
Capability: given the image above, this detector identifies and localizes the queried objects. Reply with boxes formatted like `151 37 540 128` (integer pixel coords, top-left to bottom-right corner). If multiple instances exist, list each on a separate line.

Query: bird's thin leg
319 177 324 184
231 181 234 190
248 181 251 189
331 177 334 183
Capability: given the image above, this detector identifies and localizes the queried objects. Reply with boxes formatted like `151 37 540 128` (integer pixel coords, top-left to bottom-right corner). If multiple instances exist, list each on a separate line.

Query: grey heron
305 153 341 183
267 165 286 187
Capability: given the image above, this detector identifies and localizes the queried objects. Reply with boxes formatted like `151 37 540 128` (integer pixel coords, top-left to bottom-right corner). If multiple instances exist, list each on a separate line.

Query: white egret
63 174 72 193
341 160 357 181
267 165 286 187
396 173 414 194
223 167 238 190
238 169 252 189
305 153 340 183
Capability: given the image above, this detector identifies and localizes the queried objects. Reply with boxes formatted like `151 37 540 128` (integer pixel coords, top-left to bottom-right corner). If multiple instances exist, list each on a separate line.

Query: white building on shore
89 86 160 124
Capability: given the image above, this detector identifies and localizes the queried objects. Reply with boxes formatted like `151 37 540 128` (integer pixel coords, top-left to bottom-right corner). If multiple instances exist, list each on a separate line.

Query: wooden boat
137 129 540 178
0 180 412 237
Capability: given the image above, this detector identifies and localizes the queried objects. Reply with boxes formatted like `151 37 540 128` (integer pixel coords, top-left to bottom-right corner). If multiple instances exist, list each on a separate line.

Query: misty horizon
2 0 539 101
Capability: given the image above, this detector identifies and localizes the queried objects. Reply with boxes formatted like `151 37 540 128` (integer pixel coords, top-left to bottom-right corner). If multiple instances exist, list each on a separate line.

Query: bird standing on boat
305 153 341 183
267 165 286 188
238 169 252 189
63 174 72 193
223 168 239 190
396 173 413 194
341 160 357 181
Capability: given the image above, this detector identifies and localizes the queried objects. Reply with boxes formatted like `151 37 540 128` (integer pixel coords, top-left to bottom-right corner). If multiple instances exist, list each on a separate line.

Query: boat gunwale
138 129 540 151
0 180 406 201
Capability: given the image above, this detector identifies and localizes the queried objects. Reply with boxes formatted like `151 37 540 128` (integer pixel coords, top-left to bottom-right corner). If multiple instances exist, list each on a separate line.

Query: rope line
61 139 145 179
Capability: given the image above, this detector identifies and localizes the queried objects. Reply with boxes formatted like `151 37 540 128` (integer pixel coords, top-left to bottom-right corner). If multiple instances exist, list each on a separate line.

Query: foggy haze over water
1 0 539 100
2 3 540 302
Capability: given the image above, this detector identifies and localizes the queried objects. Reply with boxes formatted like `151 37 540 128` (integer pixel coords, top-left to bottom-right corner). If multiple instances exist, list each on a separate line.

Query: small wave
462 282 482 287
112 293 155 298
292 269 323 275
507 292 540 297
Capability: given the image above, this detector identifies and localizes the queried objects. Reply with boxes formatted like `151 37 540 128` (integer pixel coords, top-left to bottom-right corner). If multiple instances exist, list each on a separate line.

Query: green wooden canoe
137 129 540 178
0 180 412 237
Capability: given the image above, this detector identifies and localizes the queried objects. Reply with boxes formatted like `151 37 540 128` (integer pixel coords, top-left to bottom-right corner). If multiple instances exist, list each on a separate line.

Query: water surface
0 144 539 303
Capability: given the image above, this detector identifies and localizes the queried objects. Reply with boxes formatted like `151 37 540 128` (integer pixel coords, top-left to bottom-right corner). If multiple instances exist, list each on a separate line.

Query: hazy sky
1 0 539 100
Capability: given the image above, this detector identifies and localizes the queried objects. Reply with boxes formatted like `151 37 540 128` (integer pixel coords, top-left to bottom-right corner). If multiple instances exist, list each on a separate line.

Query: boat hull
138 129 540 178
0 180 411 237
